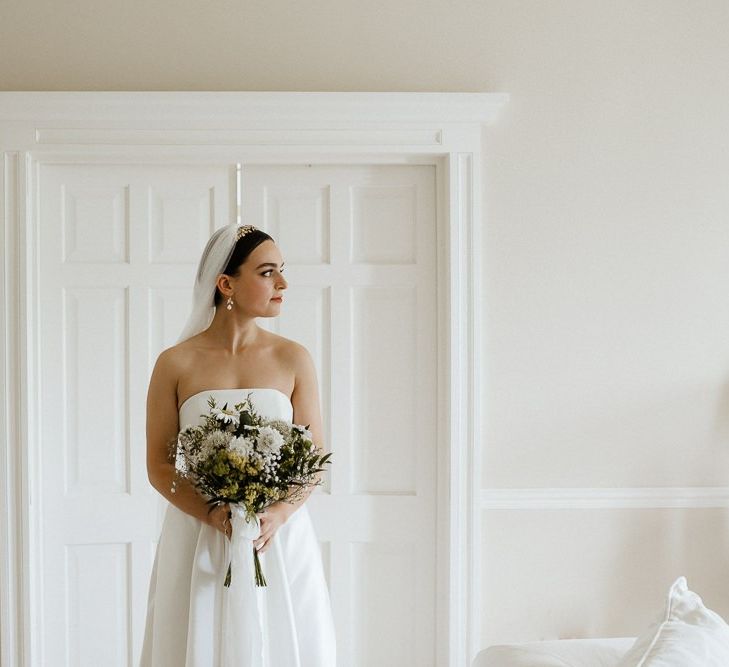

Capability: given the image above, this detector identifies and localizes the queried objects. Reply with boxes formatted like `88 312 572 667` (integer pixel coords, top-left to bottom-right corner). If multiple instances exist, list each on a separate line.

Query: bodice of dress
178 387 293 427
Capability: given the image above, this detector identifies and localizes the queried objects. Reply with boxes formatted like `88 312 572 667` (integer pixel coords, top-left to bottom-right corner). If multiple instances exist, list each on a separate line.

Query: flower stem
224 561 232 587
253 547 267 586
223 551 266 587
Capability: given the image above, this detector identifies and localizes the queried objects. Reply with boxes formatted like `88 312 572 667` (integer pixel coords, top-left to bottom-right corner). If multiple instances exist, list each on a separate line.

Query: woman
140 223 336 666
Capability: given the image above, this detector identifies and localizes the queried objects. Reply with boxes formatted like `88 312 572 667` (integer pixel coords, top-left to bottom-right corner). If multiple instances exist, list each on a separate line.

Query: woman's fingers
253 511 278 552
224 513 232 541
255 530 268 550
257 533 274 553
255 527 276 552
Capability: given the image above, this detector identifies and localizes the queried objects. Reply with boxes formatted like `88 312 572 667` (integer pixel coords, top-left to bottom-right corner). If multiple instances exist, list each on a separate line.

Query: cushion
617 576 729 666
473 637 636 667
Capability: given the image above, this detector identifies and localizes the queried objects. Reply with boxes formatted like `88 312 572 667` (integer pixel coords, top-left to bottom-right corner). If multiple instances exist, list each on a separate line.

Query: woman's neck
202 308 262 353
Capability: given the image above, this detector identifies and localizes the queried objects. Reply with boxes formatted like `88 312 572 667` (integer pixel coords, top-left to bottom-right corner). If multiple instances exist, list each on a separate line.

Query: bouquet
168 392 332 587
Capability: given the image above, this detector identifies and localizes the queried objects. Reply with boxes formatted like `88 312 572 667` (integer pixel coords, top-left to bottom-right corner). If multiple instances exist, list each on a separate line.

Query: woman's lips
271 297 283 301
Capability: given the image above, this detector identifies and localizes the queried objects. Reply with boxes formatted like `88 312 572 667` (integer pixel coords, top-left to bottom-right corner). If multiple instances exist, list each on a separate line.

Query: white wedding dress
140 387 336 667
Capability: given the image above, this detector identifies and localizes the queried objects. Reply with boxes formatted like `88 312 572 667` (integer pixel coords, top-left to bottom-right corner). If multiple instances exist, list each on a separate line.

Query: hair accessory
236 224 258 242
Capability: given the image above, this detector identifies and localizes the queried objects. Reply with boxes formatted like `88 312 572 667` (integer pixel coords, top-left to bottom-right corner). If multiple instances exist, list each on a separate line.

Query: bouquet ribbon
228 504 264 585
221 505 265 665
219 504 301 666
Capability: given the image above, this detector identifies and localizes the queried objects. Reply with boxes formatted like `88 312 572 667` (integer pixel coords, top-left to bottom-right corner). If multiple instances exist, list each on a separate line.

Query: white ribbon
220 504 265 666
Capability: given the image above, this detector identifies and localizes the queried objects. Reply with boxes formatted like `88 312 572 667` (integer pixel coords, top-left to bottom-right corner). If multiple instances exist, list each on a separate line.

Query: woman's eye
262 269 284 277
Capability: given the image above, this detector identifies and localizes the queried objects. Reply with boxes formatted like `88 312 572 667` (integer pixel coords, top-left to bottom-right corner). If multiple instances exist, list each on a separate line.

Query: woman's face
228 240 287 314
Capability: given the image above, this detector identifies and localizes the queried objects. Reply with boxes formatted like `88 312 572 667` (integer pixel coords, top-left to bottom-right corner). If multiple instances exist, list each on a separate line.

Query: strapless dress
139 387 336 667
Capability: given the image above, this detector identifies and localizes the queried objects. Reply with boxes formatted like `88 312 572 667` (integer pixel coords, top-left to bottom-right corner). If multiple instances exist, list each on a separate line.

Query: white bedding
474 576 729 666
473 637 636 667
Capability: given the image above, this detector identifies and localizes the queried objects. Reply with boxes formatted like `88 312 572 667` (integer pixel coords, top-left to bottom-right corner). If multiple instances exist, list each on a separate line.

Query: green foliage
171 392 332 519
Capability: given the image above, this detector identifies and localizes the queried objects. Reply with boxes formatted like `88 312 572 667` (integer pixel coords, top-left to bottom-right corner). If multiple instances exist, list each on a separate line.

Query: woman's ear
216 273 233 297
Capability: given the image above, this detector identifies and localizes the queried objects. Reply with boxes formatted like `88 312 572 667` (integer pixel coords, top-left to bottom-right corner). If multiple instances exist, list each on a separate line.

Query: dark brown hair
213 228 274 307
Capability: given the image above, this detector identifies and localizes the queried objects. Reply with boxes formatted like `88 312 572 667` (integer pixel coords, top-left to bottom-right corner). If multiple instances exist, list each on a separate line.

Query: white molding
25 152 43 667
1 151 35 667
0 91 509 667
0 91 509 124
469 148 486 666
447 151 487 666
481 487 729 510
34 128 446 146
446 151 478 667
0 151 21 667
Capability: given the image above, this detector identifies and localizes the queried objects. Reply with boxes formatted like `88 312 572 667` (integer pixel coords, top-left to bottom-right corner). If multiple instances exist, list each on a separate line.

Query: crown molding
0 91 509 125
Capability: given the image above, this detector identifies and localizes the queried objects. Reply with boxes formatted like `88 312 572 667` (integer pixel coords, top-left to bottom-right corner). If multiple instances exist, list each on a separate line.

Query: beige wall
480 3 729 489
4 0 729 651
475 1 729 648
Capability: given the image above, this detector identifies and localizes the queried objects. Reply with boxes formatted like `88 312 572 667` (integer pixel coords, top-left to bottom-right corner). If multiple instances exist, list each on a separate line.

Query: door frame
0 91 508 667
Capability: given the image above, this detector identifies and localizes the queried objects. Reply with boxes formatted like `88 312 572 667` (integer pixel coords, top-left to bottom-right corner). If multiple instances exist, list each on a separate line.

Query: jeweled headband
236 224 258 242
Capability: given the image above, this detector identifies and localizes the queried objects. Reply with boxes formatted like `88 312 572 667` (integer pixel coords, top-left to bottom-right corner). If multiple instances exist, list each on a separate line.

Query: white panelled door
245 164 438 666
36 160 438 666
38 163 234 666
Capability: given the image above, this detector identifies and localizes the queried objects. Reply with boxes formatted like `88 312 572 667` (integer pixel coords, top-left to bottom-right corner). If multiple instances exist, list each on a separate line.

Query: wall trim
0 91 509 124
481 487 729 510
34 127 445 146
1 152 22 667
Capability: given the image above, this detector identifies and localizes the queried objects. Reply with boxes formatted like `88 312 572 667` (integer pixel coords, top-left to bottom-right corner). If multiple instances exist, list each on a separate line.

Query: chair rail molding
481 487 729 510
0 90 508 667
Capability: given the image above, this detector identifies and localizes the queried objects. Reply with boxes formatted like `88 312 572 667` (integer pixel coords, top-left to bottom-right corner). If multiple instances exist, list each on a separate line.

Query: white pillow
617 576 729 666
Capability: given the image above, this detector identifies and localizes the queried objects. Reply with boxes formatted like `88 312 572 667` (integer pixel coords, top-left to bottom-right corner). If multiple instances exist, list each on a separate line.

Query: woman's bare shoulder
267 331 309 360
271 337 315 385
152 338 199 379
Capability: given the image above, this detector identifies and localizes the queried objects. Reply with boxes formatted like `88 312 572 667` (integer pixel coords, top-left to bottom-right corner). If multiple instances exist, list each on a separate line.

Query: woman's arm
277 342 328 519
146 348 229 533
256 342 329 553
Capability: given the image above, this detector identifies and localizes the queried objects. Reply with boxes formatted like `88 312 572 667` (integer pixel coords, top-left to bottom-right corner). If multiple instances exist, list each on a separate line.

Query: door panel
245 164 438 666
38 163 233 666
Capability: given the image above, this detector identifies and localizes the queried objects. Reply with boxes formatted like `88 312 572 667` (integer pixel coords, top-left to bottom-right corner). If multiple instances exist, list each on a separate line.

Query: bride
140 223 336 666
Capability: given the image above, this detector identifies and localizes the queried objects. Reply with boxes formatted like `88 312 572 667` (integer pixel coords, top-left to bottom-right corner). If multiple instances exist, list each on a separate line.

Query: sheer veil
175 223 240 345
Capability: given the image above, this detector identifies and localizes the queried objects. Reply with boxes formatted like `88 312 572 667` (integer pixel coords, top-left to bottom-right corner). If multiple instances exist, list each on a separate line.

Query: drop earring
226 296 233 311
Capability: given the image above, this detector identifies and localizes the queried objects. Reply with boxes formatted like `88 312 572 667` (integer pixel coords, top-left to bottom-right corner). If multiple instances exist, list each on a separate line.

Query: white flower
211 405 240 425
229 435 254 458
206 431 230 449
256 426 284 456
192 431 230 464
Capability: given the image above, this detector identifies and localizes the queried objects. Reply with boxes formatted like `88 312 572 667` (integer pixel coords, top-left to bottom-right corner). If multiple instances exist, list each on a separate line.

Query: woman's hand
208 502 232 541
254 502 292 554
